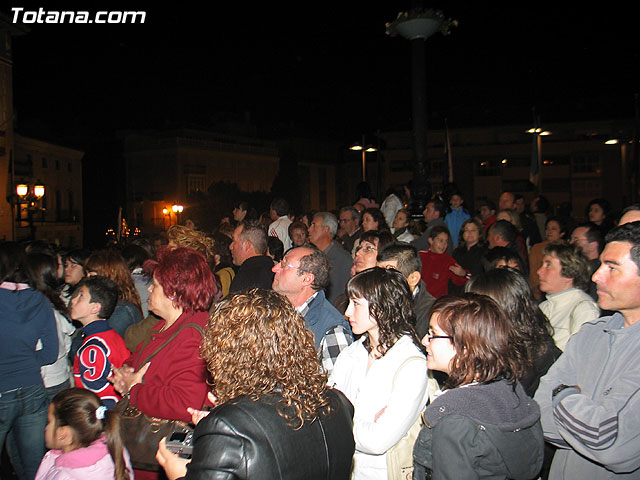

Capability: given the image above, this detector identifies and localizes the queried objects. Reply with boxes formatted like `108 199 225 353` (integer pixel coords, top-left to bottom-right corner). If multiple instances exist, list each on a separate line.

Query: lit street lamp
349 135 377 182
15 183 46 241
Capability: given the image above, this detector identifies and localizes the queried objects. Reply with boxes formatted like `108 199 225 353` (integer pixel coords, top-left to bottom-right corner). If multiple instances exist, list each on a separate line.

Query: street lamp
349 135 377 182
15 183 46 240
171 204 184 226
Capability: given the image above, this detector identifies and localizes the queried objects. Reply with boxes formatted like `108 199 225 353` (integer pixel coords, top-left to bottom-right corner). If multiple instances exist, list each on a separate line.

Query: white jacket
539 288 600 351
329 335 428 480
268 215 293 251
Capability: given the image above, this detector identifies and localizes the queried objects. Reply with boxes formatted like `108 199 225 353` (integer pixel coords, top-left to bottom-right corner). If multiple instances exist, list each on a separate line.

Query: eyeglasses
279 259 298 270
425 333 452 341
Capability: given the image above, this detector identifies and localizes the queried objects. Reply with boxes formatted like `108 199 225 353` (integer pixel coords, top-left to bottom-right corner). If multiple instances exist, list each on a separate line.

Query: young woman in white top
329 267 428 479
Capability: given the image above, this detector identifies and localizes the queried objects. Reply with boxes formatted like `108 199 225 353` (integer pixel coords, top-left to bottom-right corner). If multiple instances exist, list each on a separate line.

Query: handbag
112 321 205 471
386 356 426 480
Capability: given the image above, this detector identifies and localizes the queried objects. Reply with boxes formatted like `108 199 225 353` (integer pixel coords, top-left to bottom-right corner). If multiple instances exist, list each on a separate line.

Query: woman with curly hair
361 208 390 233
156 288 355 480
84 249 143 339
329 267 428 479
413 294 543 480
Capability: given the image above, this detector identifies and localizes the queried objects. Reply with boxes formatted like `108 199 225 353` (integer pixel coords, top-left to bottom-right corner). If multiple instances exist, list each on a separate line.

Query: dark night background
4 2 639 245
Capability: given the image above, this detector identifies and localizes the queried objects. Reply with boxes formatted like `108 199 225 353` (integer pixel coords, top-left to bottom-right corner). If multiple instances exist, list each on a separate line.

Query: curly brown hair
347 267 422 356
201 289 330 428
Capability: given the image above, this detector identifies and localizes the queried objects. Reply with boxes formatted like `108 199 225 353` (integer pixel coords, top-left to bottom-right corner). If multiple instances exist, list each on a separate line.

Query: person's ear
407 271 421 290
301 272 315 288
57 426 75 450
89 302 102 316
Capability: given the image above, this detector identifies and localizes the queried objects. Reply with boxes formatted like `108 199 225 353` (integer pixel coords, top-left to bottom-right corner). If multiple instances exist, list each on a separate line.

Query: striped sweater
535 312 640 479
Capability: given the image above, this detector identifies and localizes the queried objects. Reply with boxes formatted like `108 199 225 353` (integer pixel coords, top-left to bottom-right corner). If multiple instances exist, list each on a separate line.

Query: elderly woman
156 289 355 480
112 246 218 477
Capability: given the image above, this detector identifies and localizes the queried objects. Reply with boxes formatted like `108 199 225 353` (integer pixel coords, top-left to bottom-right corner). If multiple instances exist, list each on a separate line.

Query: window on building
55 190 62 221
15 154 33 176
186 174 207 195
541 178 570 192
42 157 47 168
68 162 72 172
68 191 74 220
55 159 60 170
318 167 327 211
390 159 412 173
572 153 601 174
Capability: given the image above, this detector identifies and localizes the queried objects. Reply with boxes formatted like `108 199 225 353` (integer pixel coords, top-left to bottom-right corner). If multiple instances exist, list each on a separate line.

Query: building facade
12 134 84 246
380 119 635 219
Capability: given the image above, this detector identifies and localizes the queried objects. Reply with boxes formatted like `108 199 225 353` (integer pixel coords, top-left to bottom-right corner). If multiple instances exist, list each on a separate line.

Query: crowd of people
2 186 640 480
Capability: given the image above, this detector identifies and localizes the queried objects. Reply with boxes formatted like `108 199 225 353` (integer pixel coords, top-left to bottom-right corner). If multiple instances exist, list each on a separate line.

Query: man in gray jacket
535 221 640 479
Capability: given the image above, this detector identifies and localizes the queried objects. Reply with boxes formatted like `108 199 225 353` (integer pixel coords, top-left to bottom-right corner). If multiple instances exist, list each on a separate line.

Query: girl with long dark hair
330 267 428 479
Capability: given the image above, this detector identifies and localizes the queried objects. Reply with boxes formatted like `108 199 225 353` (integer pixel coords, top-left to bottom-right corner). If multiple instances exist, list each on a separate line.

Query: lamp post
526 124 552 194
172 204 184 226
386 8 457 213
349 135 378 182
15 183 45 241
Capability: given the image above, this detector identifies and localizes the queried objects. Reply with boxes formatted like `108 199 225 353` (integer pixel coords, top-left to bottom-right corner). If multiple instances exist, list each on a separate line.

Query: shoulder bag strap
136 321 206 371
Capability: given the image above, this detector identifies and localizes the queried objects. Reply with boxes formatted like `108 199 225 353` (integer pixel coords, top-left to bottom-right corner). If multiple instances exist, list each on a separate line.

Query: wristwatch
552 384 580 398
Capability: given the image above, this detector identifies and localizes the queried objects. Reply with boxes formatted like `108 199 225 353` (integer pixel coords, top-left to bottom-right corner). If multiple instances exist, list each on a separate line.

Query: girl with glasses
414 293 544 479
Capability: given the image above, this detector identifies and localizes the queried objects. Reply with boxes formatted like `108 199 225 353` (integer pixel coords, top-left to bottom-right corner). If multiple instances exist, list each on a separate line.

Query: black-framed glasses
425 333 452 341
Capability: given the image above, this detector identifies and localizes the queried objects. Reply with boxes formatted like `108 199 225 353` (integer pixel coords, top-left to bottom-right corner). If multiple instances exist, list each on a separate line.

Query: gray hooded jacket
413 379 543 479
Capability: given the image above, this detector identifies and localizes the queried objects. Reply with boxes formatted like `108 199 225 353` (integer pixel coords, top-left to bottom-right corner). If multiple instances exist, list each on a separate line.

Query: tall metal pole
361 134 366 181
411 36 430 208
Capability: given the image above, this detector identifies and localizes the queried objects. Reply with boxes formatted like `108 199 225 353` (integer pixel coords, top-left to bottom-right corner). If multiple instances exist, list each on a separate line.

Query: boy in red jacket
419 226 469 298
71 276 130 408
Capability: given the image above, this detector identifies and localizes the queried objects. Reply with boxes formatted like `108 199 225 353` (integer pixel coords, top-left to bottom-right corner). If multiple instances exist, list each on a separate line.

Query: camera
165 430 194 459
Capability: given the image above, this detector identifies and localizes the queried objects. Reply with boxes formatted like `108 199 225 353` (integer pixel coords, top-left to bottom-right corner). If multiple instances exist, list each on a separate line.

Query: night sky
10 2 639 144
5 2 639 244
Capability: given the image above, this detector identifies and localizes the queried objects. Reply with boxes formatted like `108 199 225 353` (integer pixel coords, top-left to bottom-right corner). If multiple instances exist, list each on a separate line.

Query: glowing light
16 184 28 197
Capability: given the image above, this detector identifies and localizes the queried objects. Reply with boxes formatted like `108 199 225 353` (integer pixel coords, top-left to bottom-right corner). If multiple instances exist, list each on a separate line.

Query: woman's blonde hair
167 225 215 261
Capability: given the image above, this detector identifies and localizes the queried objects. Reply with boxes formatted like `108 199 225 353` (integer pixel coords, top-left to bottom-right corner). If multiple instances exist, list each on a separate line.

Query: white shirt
329 335 428 479
539 287 600 351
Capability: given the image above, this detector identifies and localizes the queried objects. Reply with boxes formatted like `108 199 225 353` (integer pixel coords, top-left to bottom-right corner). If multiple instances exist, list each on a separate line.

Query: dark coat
183 389 355 480
228 255 275 294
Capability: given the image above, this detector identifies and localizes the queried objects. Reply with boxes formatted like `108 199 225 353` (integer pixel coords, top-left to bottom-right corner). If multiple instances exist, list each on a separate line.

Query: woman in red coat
111 246 217 478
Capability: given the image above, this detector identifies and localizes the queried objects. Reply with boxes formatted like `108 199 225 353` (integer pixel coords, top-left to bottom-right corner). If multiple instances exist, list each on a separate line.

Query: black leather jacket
182 389 355 479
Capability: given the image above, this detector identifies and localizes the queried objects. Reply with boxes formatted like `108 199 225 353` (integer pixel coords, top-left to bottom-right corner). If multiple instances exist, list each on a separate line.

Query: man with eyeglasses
337 206 361 254
272 247 353 375
308 212 353 304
